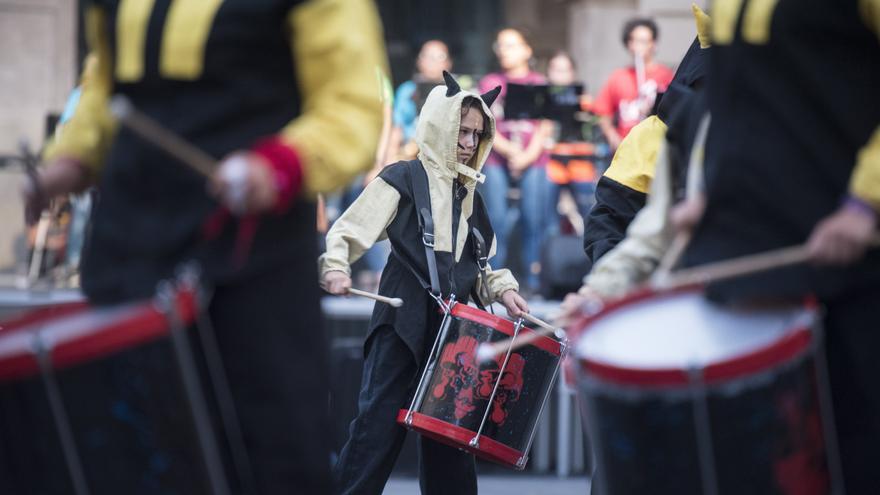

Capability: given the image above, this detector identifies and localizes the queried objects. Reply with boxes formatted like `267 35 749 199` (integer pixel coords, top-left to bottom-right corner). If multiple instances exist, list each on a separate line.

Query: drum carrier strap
470 227 493 313
390 161 442 301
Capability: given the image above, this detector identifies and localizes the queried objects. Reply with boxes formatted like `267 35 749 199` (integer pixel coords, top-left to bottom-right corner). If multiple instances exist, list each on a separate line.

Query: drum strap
394 161 442 298
470 227 493 313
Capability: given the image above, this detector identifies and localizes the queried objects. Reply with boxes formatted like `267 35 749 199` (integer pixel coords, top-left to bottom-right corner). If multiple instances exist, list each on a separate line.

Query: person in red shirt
593 18 674 150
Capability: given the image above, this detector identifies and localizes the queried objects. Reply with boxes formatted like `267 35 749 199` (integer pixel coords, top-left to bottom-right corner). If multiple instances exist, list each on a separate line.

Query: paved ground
384 475 590 494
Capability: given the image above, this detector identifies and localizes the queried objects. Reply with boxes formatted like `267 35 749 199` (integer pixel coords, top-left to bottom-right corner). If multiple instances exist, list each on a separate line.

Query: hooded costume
320 73 517 362
322 73 517 495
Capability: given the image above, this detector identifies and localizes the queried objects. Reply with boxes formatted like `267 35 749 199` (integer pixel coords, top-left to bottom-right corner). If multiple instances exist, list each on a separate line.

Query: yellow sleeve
477 235 519 304
602 116 668 194
850 126 880 209
283 0 388 196
318 176 399 277
583 142 674 297
42 6 115 178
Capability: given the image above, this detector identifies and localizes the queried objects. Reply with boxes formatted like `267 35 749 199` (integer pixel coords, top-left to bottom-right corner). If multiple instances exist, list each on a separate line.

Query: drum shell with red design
0 289 225 494
398 303 565 469
573 287 832 495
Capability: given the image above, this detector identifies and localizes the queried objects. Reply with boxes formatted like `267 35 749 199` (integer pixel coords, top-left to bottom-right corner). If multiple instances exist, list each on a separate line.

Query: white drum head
576 290 815 370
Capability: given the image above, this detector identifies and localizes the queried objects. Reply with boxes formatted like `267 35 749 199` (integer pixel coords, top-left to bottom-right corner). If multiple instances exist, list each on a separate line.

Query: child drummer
320 71 528 494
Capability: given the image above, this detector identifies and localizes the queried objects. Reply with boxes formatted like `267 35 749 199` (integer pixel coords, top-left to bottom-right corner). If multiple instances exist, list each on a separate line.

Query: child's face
458 107 485 165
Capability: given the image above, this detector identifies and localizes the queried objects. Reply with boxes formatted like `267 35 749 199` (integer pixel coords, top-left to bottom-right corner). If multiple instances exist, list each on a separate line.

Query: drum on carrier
573 287 841 495
0 277 249 495
397 301 567 469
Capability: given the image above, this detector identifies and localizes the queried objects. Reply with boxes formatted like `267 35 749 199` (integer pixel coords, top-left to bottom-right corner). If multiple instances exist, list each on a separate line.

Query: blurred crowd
323 18 673 297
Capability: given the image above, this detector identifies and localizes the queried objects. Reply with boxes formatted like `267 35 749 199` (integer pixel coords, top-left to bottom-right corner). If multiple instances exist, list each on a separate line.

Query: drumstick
652 231 692 284
110 96 216 178
520 311 557 332
655 234 880 290
347 288 403 308
477 313 561 362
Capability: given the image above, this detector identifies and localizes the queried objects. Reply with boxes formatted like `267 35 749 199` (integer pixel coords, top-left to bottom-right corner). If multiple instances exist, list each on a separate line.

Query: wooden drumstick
347 288 403 308
655 233 880 290
110 95 216 178
477 313 561 362
520 311 557 333
652 231 692 285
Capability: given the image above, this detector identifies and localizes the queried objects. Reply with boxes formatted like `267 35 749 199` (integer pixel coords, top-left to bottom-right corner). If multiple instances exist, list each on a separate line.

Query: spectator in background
544 51 599 231
479 27 553 294
594 18 673 151
387 40 452 162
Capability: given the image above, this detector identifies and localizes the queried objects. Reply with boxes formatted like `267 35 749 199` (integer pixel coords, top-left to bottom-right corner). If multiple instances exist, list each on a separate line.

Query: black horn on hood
443 71 461 97
480 85 501 107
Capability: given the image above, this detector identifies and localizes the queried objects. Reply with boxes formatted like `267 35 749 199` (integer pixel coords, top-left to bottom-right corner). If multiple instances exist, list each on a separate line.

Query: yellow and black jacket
583 5 711 269
684 0 880 300
45 0 386 302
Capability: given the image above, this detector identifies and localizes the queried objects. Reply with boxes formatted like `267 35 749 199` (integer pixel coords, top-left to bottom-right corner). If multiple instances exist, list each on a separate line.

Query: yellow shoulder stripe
115 0 155 82
603 116 668 194
159 0 224 80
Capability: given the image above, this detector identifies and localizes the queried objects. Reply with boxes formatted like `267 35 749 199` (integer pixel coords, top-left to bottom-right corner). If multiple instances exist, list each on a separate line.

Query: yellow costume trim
114 0 155 82
861 0 880 36
742 0 781 45
692 4 712 48
159 0 224 80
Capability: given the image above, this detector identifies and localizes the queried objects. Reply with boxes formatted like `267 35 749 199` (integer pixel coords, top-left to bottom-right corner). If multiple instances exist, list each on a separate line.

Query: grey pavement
383 475 590 494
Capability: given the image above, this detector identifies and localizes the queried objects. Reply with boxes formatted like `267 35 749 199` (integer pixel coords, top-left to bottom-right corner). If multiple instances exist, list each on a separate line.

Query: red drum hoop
0 280 239 494
449 303 564 357
0 289 197 382
574 286 816 386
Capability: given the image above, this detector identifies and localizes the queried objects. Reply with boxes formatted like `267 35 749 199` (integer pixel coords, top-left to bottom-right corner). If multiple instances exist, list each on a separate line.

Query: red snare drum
397 302 567 469
0 282 236 495
573 287 839 495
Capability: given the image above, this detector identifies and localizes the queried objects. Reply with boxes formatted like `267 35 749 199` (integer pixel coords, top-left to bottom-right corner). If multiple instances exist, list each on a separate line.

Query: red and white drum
397 302 567 469
573 287 838 495
0 281 237 495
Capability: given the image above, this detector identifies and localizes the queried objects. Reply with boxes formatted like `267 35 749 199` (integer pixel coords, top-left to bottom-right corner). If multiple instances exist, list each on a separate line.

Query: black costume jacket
684 0 880 300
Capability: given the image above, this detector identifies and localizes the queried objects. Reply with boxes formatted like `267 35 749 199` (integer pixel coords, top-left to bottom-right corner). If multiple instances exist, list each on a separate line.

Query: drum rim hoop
0 290 198 381
450 303 563 356
573 285 816 386
397 409 525 468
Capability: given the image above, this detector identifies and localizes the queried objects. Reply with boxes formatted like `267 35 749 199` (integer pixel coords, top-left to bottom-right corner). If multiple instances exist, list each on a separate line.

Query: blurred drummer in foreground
321 71 527 494
675 1 880 492
22 0 387 492
560 7 712 318
581 5 711 275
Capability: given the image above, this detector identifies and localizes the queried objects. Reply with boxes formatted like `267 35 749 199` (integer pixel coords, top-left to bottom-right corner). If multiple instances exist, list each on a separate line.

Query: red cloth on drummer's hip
251 136 304 214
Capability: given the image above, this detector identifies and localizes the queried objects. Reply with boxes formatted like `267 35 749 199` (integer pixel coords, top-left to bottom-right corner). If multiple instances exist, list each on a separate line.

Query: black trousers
209 261 332 494
824 285 880 495
333 325 477 495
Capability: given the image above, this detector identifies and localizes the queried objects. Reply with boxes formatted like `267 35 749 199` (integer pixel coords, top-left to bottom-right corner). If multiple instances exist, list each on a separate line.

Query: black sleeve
582 176 648 270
